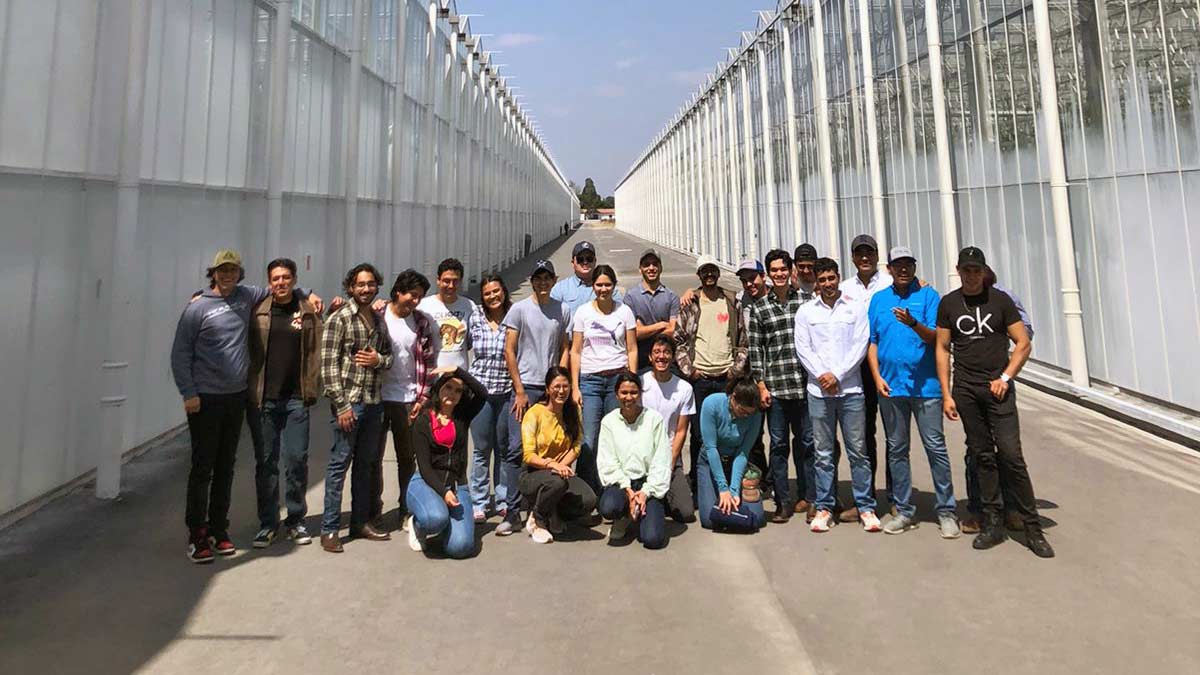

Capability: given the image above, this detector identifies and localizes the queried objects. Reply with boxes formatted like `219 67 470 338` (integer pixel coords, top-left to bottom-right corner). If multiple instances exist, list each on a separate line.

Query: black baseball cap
639 248 661 265
850 234 878 252
531 259 556 277
957 246 986 268
794 243 818 262
572 241 596 259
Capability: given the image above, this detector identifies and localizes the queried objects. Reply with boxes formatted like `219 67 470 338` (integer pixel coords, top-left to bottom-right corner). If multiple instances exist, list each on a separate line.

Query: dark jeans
321 402 384 534
965 454 1016 516
688 375 728 494
506 385 546 518
246 398 310 530
185 391 246 532
952 382 1039 526
371 401 416 521
518 469 597 523
766 397 811 509
598 478 667 549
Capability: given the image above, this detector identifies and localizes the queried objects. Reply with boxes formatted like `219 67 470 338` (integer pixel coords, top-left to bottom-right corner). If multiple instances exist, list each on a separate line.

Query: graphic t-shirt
693 294 733 376
572 302 638 373
936 287 1022 385
418 295 478 370
640 372 696 432
263 296 303 401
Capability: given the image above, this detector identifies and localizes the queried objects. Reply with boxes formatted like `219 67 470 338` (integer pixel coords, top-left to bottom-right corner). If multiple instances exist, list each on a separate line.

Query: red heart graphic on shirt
717 312 729 324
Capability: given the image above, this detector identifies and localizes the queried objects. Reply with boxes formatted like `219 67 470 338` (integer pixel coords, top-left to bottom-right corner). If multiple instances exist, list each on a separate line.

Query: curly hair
343 263 382 293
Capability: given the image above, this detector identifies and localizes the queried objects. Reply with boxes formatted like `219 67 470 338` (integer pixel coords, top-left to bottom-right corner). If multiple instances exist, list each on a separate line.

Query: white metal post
343 0 365 269
755 45 780 252
98 0 153 499
739 63 760 258
780 12 805 247
390 0 411 271
1032 0 1090 387
724 74 743 259
923 0 961 290
713 87 730 262
857 0 888 251
811 0 839 266
420 2 439 273
266 0 292 257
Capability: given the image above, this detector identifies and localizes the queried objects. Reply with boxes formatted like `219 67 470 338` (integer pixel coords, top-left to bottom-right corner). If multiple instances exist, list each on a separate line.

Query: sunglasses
575 255 595 263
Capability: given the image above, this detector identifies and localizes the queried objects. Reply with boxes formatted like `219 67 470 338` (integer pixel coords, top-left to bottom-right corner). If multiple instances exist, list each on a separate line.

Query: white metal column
265 0 292 257
923 0 961 290
857 0 887 251
343 0 366 269
739 63 759 258
812 0 839 266
780 12 805 247
723 74 744 260
755 46 780 252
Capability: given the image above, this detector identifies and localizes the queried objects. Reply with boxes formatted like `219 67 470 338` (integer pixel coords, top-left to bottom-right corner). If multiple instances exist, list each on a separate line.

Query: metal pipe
780 12 805 247
924 0 961 290
343 0 365 269
755 46 780 252
98 0 153 499
724 75 744 259
858 0 887 250
739 64 760 258
391 0 410 271
265 0 292 257
1032 0 1091 387
812 0 839 266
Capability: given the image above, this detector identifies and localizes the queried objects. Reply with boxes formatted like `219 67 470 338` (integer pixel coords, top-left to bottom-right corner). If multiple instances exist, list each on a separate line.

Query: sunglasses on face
575 255 595 264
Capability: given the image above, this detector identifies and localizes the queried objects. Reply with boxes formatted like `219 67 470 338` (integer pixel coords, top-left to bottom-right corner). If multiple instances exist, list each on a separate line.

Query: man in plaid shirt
748 249 809 524
319 263 394 553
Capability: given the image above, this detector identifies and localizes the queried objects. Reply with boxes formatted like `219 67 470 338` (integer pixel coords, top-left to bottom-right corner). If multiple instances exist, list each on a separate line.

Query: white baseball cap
695 255 719 273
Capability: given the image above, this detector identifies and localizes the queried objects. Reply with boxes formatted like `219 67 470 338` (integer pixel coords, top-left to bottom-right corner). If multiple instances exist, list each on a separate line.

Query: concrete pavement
3 224 1200 674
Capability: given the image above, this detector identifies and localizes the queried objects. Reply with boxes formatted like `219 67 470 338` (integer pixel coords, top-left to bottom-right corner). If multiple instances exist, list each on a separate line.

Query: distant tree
578 178 603 210
601 195 615 209
568 180 579 194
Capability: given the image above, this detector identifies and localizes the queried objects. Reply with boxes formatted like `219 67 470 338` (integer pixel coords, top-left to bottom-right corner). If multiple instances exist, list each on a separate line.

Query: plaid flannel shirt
748 288 806 399
321 302 394 415
467 311 513 396
409 308 438 407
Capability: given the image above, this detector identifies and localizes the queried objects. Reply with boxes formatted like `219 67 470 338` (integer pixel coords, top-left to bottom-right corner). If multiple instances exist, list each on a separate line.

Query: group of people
171 232 1055 563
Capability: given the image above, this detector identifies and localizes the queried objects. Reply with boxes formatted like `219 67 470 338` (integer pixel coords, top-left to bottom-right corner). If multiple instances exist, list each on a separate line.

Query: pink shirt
430 411 457 448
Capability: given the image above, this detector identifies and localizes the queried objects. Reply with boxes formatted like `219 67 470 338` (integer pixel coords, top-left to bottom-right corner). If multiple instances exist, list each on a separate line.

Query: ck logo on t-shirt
956 307 995 336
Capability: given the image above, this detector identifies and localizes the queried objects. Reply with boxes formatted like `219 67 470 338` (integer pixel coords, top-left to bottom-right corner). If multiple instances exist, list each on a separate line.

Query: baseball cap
639 248 661 265
531 259 556 277
793 243 818 262
695 254 720 273
888 246 916 263
850 234 878 252
736 259 765 276
208 249 243 272
957 246 987 268
572 241 596 258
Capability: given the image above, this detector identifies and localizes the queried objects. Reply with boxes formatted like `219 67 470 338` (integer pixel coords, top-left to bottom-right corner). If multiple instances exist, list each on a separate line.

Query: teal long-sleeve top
699 393 762 497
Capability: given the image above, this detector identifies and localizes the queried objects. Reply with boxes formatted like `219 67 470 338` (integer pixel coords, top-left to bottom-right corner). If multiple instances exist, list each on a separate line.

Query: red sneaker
188 528 215 564
209 531 237 556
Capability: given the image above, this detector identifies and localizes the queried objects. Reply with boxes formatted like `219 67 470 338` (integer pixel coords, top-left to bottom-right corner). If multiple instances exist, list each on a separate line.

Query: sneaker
838 506 860 523
1024 526 1055 558
860 511 882 532
406 515 423 552
529 520 554 544
608 516 631 542
473 510 486 523
972 514 1008 550
210 531 237 556
188 528 215 564
287 524 313 545
810 510 834 533
252 527 277 548
938 513 961 539
496 512 519 536
883 513 918 535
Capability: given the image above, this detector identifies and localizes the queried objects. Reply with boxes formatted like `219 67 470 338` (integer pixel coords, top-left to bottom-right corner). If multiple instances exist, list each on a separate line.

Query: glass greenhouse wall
615 0 1200 416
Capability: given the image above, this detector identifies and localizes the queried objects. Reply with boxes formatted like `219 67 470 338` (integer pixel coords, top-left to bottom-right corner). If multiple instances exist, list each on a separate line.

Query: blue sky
457 0 768 197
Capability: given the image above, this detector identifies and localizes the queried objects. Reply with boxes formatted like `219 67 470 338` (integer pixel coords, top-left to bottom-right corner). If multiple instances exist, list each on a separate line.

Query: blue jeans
247 398 310 529
469 392 511 515
809 394 875 514
579 372 621 495
407 475 477 559
880 397 956 518
765 397 813 509
695 454 766 532
321 402 384 534
597 479 667 549
505 385 545 520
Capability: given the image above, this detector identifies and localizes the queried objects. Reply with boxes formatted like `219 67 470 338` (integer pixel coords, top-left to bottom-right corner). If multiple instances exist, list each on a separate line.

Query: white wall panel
46 1 100 173
0 0 55 169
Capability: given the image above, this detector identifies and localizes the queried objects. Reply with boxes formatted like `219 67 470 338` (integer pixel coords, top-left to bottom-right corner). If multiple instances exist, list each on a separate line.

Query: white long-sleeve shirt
596 407 672 498
793 293 870 398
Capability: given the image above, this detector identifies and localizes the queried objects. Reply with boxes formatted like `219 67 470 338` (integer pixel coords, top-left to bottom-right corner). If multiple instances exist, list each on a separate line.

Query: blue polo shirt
550 275 625 319
868 280 941 398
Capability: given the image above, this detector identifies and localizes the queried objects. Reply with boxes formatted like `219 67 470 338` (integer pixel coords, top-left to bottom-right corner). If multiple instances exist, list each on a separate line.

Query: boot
1024 524 1055 558
971 512 1007 550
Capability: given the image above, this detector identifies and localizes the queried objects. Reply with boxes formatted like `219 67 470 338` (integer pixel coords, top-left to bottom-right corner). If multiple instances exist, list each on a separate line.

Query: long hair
726 376 761 411
477 272 513 316
543 366 581 445
343 262 382 293
428 370 467 415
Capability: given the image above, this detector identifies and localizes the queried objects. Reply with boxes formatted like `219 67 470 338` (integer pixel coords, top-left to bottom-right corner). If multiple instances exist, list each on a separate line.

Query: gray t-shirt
502 296 569 387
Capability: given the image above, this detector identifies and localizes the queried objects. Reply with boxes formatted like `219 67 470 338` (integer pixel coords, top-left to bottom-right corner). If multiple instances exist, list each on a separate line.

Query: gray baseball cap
888 246 916 263
850 234 879 252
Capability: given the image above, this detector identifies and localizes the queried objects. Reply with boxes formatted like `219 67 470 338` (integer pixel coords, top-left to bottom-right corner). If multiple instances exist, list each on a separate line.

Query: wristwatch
1000 373 1011 383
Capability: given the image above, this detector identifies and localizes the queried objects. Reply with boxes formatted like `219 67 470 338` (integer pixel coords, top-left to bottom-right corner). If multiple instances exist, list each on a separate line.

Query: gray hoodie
171 285 308 398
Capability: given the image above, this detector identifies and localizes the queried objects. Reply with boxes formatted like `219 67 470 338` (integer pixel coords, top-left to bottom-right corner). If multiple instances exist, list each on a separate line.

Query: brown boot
960 514 981 534
793 499 810 515
838 506 860 523
349 523 392 541
320 533 344 553
805 504 817 523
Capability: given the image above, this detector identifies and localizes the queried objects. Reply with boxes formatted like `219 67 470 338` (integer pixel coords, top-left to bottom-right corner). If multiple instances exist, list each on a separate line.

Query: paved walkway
3 225 1200 674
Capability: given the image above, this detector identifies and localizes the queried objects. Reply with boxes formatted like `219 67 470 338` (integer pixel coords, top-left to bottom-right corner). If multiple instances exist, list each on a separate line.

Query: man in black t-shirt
935 247 1054 558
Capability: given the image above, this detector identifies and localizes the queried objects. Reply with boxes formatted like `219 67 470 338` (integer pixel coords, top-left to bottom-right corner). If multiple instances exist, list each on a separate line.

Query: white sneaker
406 515 423 552
810 510 834 533
860 511 882 532
938 513 962 539
530 525 554 544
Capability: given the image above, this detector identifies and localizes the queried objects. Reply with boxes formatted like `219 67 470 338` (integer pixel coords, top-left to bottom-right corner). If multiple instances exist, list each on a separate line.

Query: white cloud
493 32 544 48
615 57 639 70
593 84 626 98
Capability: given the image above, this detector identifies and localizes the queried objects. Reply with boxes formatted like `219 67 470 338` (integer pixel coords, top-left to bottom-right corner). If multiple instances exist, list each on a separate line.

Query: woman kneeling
406 367 488 558
596 372 672 549
696 377 766 532
519 367 597 544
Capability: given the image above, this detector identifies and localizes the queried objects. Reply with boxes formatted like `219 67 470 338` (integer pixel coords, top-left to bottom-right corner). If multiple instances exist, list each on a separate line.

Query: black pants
519 469 597 522
185 391 246 532
952 381 1039 526
371 401 416 521
688 375 727 494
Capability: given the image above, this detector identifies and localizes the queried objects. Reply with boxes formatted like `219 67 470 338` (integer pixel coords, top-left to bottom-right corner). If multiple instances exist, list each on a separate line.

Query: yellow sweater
521 403 581 465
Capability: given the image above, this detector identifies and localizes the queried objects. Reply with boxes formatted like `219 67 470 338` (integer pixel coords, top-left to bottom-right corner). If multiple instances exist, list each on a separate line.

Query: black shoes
770 505 791 524
1024 525 1056 558
971 514 1008 550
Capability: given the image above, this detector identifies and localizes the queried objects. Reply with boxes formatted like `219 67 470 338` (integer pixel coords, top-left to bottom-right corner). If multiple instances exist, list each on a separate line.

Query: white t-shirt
571 302 637 373
418 294 478 370
381 310 418 403
640 372 695 432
